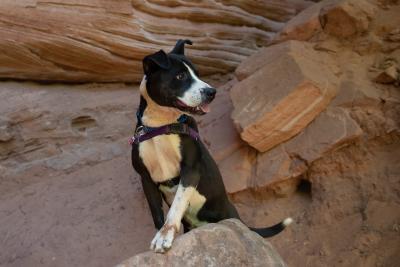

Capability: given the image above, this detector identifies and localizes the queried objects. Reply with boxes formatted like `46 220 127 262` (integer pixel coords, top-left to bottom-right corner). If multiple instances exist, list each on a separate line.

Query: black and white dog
131 40 292 253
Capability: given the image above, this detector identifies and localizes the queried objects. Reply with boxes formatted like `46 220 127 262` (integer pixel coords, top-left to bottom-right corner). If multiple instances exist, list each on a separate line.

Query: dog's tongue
199 103 210 113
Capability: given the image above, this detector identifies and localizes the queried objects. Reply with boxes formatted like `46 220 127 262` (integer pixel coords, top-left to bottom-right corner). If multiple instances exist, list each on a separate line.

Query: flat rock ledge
115 219 287 267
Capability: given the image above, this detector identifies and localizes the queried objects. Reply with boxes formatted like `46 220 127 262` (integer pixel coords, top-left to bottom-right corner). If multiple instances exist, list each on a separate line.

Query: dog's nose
204 87 216 101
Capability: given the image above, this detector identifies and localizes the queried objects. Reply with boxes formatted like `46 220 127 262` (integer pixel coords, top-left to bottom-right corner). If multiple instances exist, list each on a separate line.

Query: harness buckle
135 125 146 137
129 126 146 145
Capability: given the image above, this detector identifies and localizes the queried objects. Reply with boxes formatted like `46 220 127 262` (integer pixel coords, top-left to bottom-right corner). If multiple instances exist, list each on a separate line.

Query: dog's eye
176 72 187 81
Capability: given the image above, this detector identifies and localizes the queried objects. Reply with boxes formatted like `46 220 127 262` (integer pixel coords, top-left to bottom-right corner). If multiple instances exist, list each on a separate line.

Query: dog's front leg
150 166 200 253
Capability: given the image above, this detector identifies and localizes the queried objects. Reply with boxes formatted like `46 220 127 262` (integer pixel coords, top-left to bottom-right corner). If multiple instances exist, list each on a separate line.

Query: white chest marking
139 134 182 182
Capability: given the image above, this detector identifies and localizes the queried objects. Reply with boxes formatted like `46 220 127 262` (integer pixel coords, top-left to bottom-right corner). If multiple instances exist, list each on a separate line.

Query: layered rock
231 40 339 153
0 0 313 83
273 0 378 43
1 1 400 267
226 0 400 195
116 219 287 267
253 107 363 190
0 81 138 193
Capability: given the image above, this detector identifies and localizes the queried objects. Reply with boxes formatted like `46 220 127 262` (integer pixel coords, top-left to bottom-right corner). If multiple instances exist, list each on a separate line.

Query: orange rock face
0 0 312 83
231 40 339 152
1 1 400 267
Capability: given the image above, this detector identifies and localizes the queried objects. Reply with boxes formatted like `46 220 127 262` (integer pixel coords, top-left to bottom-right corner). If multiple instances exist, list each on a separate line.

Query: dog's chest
139 134 182 182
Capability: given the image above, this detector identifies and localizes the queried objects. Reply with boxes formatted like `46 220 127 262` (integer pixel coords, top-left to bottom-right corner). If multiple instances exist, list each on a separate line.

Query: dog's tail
249 217 293 238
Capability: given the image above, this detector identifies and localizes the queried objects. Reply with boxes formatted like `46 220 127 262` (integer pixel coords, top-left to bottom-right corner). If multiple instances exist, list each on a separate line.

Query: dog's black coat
131 40 289 242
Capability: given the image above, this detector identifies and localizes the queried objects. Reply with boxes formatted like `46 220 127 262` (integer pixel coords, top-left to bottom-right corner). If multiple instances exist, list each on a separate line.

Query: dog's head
142 39 216 115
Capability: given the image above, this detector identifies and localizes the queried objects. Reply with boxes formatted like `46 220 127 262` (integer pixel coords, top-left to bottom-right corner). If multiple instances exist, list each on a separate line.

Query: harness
129 111 200 145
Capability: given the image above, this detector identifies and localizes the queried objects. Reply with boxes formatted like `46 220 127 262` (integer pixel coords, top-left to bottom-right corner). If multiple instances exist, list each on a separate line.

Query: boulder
254 145 306 191
219 146 257 193
319 0 376 38
370 56 399 85
0 0 313 83
199 79 242 162
231 40 339 152
255 107 362 189
283 107 363 163
116 219 287 267
273 1 323 43
228 107 362 192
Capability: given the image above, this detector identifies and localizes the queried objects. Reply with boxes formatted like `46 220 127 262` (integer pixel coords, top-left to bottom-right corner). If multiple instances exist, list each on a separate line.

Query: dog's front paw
150 224 178 253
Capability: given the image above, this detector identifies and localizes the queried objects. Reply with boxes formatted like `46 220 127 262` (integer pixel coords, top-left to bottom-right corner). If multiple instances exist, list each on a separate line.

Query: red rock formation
1 0 400 267
0 0 312 82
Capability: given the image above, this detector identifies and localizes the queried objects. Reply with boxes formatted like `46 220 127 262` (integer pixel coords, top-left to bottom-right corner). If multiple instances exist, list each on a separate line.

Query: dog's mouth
176 100 211 115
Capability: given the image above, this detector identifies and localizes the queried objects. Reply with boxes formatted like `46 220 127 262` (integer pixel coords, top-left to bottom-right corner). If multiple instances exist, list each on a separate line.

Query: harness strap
129 122 200 145
158 176 180 188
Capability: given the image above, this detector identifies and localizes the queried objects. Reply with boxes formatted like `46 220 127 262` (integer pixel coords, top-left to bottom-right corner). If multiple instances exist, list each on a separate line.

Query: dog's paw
150 224 177 253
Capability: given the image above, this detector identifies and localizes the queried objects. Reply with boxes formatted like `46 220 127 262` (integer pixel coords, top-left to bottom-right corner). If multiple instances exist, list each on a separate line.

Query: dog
131 39 292 253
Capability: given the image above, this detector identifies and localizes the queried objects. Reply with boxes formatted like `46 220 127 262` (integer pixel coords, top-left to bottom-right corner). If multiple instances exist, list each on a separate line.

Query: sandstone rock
0 1 312 83
352 33 384 56
116 219 287 267
319 0 377 38
219 146 257 194
371 57 399 84
0 81 138 180
254 145 306 190
284 107 362 162
374 65 399 84
0 119 13 142
198 78 259 194
273 1 323 43
385 28 400 42
231 40 339 152
2 1 400 267
198 79 242 162
237 107 362 191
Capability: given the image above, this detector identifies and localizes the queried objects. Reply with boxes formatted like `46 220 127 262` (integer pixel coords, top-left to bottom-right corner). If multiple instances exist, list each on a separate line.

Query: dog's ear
143 50 171 76
170 39 192 55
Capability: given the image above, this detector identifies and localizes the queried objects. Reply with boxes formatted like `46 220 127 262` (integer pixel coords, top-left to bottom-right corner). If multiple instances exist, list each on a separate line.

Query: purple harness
129 122 200 145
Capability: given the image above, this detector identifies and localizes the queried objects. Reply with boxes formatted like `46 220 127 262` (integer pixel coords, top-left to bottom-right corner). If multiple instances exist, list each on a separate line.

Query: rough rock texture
231 40 339 152
227 0 400 193
0 0 313 83
1 0 400 267
234 134 400 267
229 1 400 267
272 1 323 42
116 219 287 267
319 0 377 38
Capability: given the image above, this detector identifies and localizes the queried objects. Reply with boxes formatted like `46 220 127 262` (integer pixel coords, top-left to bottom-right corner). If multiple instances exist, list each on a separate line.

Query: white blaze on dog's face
142 40 216 116
176 62 212 110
